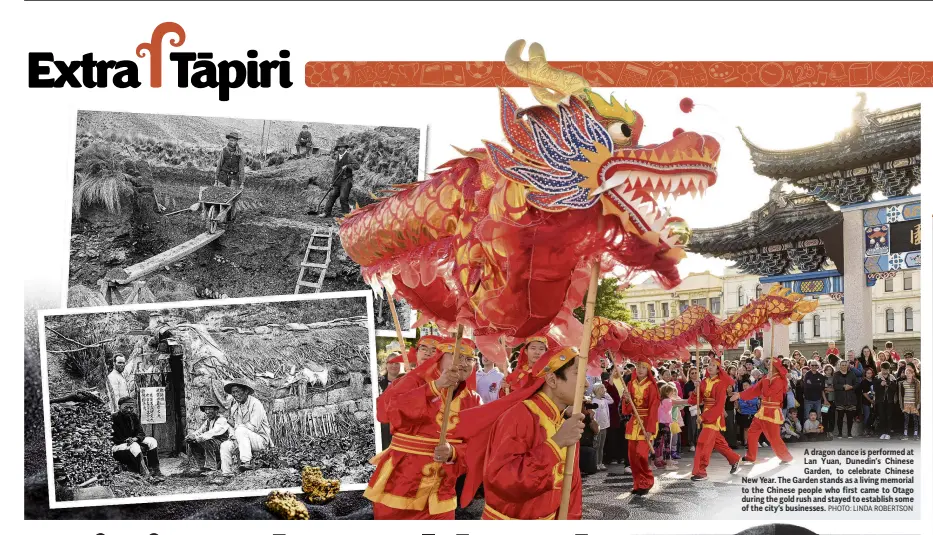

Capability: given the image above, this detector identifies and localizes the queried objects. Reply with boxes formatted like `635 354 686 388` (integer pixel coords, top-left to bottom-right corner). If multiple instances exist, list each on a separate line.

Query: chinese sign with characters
140 387 167 424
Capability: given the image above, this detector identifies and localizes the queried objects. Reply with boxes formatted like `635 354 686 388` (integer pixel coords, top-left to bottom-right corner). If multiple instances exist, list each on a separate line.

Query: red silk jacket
620 376 660 440
365 373 481 515
482 392 582 520
739 375 787 425
689 369 733 431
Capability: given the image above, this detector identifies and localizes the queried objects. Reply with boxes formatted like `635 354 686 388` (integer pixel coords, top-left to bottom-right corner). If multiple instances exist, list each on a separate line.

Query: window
840 313 845 338
886 309 895 332
630 305 638 319
662 302 670 318
679 300 689 313
692 298 706 308
904 272 913 291
738 287 745 307
813 314 821 338
797 321 805 341
885 278 894 292
755 284 762 300
647 303 656 319
905 307 914 332
710 297 721 315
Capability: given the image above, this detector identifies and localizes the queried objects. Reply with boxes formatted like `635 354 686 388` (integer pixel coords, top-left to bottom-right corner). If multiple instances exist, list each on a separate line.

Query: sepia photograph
39 292 379 508
65 111 425 313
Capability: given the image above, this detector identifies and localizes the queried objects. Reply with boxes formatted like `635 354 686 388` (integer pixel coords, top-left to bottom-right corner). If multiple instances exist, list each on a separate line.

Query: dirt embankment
69 161 369 305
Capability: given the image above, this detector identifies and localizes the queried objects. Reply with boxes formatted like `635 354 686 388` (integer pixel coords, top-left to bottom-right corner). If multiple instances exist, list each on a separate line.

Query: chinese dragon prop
339 40 815 364
590 284 818 362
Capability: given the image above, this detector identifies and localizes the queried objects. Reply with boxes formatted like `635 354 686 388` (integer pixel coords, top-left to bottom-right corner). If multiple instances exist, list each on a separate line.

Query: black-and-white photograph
66 111 425 308
39 292 379 507
372 296 416 338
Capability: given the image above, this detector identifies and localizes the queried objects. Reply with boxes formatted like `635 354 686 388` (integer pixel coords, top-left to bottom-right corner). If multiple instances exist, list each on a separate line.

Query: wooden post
386 294 408 353
558 260 600 520
438 324 465 446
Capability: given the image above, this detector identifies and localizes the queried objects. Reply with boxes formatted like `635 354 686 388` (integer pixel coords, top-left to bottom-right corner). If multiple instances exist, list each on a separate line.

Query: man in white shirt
185 402 231 474
106 355 130 414
219 379 273 477
475 355 504 404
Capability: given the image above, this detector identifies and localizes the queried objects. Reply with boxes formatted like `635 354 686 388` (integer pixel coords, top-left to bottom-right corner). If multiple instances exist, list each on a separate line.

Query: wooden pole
769 319 775 360
558 260 600 520
438 324 465 446
501 337 511 395
386 293 408 356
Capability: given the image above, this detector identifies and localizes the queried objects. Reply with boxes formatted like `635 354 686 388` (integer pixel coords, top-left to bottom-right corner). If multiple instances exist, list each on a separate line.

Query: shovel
164 202 201 217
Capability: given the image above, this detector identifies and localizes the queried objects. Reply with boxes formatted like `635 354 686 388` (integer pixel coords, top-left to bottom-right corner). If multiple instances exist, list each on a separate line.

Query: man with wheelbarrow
314 139 360 217
215 131 246 220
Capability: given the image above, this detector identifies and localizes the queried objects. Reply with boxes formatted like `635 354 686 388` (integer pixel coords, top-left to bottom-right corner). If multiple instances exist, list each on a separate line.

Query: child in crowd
900 363 921 440
655 383 689 470
782 407 803 443
803 409 832 441
826 341 840 360
591 383 613 470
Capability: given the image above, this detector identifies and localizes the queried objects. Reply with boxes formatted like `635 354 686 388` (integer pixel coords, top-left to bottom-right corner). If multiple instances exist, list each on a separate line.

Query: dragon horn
504 40 590 109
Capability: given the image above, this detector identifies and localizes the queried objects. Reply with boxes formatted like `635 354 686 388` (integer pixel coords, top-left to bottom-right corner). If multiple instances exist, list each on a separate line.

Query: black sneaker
741 456 755 465
691 474 708 481
631 488 650 496
730 461 741 474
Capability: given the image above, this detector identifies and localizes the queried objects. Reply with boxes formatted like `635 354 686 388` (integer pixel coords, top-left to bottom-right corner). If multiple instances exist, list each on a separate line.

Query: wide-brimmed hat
225 131 242 140
149 310 163 317
199 402 221 410
223 378 255 396
334 140 350 149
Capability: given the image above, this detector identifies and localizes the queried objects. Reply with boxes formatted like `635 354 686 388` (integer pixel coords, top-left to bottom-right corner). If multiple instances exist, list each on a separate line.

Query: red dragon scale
339 41 723 363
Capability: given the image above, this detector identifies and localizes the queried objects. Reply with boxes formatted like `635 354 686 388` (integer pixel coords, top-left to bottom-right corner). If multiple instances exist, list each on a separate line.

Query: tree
573 276 627 322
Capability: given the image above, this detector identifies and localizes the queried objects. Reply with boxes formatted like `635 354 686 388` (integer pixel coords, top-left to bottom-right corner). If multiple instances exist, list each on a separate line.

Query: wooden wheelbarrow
198 185 243 234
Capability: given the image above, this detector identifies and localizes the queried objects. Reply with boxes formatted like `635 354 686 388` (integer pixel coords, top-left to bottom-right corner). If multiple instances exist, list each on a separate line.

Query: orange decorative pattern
306 61 933 88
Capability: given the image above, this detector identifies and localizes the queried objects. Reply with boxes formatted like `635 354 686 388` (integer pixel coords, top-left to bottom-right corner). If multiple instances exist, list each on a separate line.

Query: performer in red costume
455 345 587 520
731 358 793 465
617 356 659 496
406 334 445 368
688 354 741 480
364 337 481 519
500 335 550 396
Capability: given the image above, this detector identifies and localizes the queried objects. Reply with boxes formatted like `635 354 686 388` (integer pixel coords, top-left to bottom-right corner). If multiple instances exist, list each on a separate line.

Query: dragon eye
607 122 633 145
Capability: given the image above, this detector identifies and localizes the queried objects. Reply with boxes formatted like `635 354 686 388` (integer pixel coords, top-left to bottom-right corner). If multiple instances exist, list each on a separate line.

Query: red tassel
679 97 695 113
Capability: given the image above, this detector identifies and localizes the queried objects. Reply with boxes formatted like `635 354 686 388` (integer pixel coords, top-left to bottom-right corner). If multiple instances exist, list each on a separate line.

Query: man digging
314 140 360 217
217 379 273 482
183 401 230 476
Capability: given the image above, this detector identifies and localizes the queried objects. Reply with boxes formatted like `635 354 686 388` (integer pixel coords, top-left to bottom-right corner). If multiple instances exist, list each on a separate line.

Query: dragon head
489 40 720 256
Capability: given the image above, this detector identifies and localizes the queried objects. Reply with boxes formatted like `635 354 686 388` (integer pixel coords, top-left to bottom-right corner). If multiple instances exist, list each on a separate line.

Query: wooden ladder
294 227 334 294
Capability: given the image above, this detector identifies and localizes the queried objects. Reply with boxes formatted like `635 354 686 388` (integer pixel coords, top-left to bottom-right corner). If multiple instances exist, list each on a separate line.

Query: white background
8 1 931 533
